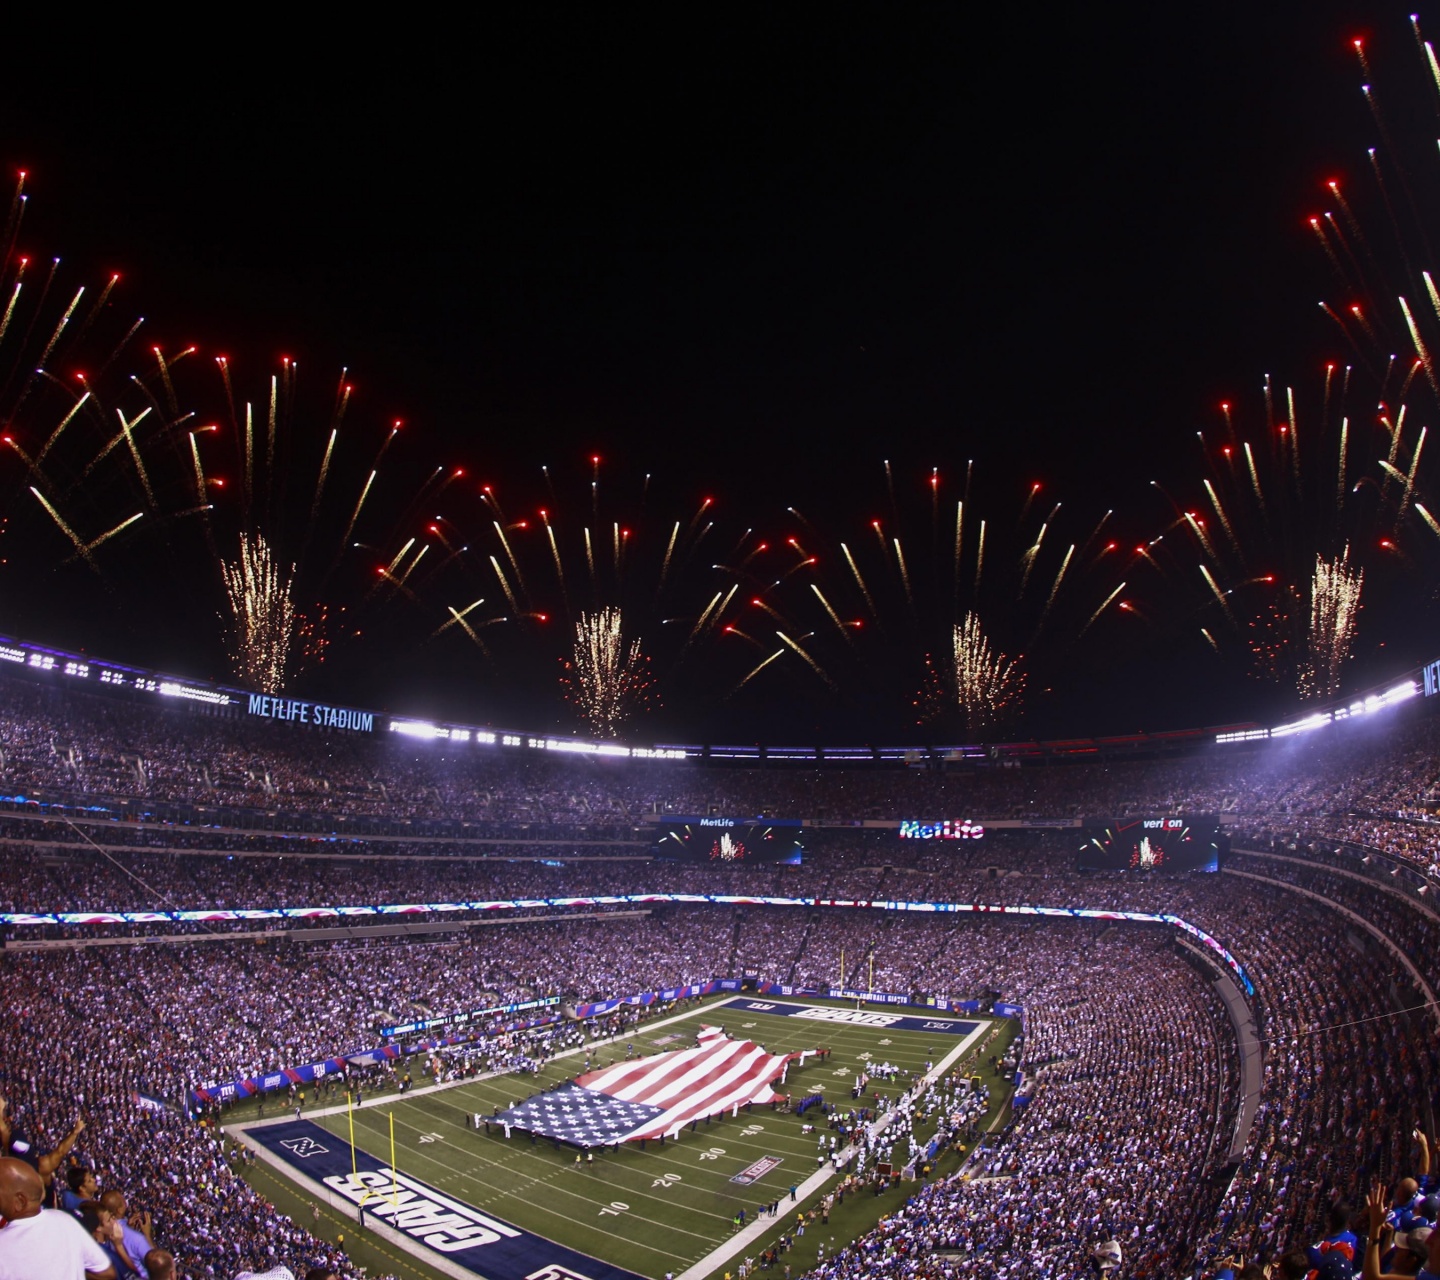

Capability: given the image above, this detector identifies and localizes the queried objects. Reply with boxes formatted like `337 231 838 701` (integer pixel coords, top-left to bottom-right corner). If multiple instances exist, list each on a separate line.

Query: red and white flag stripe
575 1025 802 1142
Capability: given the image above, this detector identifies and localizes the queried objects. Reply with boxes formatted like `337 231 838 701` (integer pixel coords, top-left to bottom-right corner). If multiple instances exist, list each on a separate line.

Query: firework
1298 549 1363 701
221 532 296 689
1154 20 1440 697
192 357 455 687
562 606 653 737
751 462 1126 730
419 457 752 726
0 179 463 694
1152 372 1375 693
935 611 1026 734
0 176 170 574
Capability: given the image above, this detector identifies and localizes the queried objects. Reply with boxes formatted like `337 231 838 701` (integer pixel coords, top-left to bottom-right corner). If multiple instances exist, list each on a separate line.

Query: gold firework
1298 549 1362 701
221 531 296 690
922 610 1025 734
564 606 652 737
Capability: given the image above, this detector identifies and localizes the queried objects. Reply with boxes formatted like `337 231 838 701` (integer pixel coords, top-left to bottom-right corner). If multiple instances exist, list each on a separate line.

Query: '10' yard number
599 1201 629 1217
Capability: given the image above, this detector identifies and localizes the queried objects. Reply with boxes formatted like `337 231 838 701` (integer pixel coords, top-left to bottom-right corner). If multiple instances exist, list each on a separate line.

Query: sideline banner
247 1118 644 1280
191 1013 561 1108
572 978 737 1019
724 997 978 1036
756 982 973 1013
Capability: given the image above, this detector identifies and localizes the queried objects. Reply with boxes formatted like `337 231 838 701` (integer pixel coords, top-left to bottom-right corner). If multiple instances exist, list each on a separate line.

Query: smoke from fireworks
563 606 652 736
221 532 296 690
1298 549 1363 701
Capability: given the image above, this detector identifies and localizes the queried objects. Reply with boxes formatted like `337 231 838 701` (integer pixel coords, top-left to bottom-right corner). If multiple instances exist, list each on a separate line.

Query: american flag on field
497 1026 811 1148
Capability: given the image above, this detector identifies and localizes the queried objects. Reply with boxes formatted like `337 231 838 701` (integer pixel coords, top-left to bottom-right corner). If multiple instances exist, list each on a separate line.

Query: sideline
231 1126 478 1280
674 1017 990 1280
241 994 738 1130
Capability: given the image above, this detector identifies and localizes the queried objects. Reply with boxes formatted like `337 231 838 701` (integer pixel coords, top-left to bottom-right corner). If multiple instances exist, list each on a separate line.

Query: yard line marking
674 1019 989 1280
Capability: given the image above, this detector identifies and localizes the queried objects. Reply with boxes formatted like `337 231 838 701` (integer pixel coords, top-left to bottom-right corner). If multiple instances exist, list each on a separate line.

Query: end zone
721 996 980 1036
234 1117 644 1280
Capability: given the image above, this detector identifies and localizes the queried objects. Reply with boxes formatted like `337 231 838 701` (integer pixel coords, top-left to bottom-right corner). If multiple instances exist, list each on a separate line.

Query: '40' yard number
698 1147 726 1161
740 1124 765 1137
598 1201 629 1217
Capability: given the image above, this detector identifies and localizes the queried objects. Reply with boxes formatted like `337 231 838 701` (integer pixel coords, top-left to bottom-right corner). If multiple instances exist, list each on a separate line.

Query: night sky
0 5 1433 744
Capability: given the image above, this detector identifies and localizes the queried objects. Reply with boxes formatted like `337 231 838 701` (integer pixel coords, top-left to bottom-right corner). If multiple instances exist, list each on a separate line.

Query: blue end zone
722 997 979 1035
245 1117 645 1280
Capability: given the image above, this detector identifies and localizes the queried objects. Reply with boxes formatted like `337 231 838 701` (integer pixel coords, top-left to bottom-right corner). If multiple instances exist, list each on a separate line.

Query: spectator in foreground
0 1155 115 1279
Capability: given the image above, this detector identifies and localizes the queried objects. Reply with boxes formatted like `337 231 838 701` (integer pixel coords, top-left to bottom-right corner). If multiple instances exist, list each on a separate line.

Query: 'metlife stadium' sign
898 819 984 840
247 694 375 732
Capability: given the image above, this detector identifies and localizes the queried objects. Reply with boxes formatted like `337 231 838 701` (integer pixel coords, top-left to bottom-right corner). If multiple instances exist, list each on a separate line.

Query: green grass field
234 995 1016 1280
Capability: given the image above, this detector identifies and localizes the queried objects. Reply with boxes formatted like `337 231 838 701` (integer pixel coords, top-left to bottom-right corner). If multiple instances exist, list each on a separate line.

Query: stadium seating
3 670 1440 1278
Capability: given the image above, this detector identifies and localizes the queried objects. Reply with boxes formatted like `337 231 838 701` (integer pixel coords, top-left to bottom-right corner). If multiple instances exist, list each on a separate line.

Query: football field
235 996 1015 1280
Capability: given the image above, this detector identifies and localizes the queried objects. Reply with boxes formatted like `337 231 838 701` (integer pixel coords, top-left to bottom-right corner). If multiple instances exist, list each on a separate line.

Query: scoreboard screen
1079 816 1222 873
654 821 804 865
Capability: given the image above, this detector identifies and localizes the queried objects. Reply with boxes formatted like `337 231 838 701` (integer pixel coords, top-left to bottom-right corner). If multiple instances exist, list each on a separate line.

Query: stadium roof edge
0 629 1432 766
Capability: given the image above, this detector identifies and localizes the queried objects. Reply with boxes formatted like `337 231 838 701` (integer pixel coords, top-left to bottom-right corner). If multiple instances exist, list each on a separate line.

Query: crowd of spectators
4 864 1439 1278
808 928 1237 1277
7 670 1440 1276
2 672 1440 834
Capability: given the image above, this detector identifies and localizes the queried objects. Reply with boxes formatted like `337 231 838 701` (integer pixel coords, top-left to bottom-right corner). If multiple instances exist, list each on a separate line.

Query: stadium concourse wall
1 892 1254 997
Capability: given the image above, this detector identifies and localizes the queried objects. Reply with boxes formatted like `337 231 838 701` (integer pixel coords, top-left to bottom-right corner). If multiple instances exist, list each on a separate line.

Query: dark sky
0 5 1432 743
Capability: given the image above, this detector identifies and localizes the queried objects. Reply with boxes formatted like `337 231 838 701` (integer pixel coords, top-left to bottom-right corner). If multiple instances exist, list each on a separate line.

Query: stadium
0 626 1438 1280
9 9 1440 1280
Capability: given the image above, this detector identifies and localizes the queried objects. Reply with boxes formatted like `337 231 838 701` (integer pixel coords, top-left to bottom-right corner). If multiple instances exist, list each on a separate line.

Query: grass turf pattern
237 995 1015 1279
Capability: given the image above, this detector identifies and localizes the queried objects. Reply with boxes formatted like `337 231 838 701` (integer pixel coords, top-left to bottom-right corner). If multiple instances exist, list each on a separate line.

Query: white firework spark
949 610 1025 733
566 606 651 737
1298 549 1363 701
221 532 296 690
1301 544 1365 699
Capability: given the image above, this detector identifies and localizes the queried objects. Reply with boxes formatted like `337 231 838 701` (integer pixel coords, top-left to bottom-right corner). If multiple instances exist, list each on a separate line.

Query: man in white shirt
0 1156 115 1280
